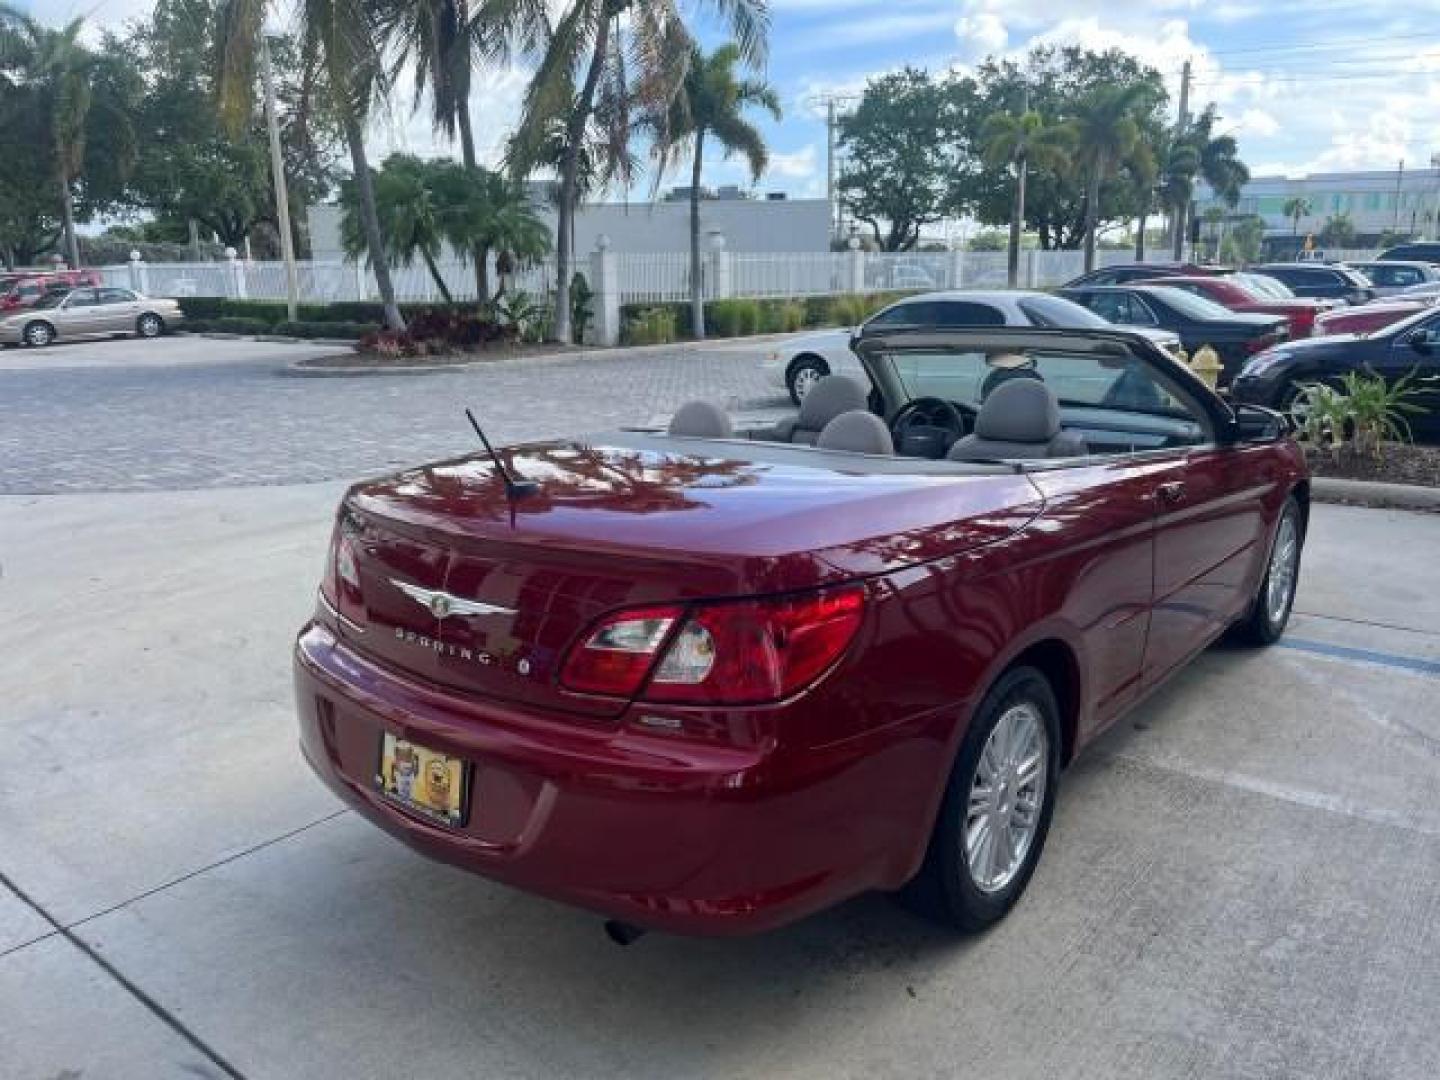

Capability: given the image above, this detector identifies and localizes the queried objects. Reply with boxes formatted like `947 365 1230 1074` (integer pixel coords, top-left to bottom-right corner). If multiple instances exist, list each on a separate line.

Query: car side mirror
1226 403 1286 444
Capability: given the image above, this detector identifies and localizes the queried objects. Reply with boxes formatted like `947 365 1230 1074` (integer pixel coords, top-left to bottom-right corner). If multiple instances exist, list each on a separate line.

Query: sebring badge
390 579 516 620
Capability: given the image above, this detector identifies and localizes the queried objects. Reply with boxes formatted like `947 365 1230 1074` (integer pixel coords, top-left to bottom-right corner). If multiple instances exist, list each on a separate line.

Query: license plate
376 733 467 828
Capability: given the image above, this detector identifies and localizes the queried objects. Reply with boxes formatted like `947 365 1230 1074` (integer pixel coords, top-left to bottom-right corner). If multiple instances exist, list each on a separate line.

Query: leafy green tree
1283 196 1314 242
1071 83 1153 270
838 68 960 251
1320 211 1356 248
980 108 1072 286
1165 105 1249 258
376 0 512 296
509 0 768 342
647 42 779 337
341 154 459 301
217 0 405 329
124 4 342 256
1222 214 1265 264
0 5 138 268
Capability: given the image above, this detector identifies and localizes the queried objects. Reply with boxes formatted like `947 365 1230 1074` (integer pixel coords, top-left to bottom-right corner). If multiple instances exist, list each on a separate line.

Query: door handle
1155 481 1186 505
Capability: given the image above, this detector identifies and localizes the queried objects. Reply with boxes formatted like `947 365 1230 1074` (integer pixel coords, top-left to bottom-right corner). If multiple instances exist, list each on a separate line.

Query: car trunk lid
331 437 1043 719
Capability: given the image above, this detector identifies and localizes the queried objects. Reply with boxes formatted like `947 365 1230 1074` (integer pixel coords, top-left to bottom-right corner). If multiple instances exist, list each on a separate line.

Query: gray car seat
947 379 1088 460
667 400 733 438
815 410 894 455
771 375 869 445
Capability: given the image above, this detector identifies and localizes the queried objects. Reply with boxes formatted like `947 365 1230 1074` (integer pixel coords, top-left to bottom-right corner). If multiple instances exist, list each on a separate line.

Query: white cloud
767 144 818 179
954 12 1008 58
1236 108 1280 138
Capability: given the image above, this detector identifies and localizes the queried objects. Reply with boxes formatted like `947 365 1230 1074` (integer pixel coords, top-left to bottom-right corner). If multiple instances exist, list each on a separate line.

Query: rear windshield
1142 286 1232 320
1016 295 1111 329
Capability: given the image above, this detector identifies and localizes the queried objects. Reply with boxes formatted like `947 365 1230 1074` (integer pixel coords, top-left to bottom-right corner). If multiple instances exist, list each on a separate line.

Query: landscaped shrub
211 316 274 335
354 307 511 357
761 299 807 333
622 307 678 345
708 299 761 338
827 294 870 326
272 320 380 340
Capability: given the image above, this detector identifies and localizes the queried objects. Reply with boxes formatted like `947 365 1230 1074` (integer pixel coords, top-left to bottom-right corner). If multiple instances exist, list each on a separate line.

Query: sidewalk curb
280 331 814 378
1312 476 1440 512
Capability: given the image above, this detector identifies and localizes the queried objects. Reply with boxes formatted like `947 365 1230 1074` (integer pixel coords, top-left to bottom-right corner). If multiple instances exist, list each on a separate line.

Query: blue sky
35 0 1440 198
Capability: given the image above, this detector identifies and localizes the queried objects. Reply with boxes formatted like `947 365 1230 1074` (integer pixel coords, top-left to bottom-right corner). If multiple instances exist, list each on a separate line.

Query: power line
1196 32 1431 59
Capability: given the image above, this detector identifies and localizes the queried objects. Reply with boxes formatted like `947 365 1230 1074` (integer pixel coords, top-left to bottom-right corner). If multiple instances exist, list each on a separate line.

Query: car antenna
465 409 539 499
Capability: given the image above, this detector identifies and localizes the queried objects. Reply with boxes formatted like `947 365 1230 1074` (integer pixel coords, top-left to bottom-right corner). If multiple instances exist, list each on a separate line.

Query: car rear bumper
295 621 924 936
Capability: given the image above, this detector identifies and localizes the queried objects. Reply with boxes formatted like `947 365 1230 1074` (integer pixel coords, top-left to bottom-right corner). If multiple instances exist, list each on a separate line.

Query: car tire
1231 495 1303 646
137 313 164 338
22 320 54 347
787 355 829 406
902 665 1061 932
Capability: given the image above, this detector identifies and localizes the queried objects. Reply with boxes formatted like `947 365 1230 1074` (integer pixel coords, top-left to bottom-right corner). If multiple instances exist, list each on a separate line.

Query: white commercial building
307 196 833 262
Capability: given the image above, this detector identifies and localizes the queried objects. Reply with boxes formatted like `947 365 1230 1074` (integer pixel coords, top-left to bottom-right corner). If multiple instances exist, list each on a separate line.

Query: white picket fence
97 246 1382 308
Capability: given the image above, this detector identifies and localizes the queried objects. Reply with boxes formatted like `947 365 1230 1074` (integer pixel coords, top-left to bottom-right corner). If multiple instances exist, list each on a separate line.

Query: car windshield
1016 295 1111 329
1237 273 1292 299
884 346 1202 422
1372 306 1438 338
1141 286 1233 320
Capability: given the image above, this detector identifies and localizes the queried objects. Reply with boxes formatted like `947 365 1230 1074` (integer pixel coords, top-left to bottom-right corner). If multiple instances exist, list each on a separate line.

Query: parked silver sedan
0 286 183 346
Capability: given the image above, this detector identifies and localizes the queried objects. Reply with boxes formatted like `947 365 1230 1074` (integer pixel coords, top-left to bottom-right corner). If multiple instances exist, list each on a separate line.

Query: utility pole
261 34 300 323
1170 59 1192 260
826 98 838 242
1392 159 1405 234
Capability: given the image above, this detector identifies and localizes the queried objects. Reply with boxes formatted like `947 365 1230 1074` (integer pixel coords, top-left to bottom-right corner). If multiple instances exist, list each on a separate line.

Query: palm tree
375 0 524 299
1170 106 1249 259
1071 84 1153 272
509 0 768 343
981 107 1072 287
216 0 405 329
647 43 779 338
1122 135 1160 261
472 170 551 298
341 154 455 301
0 7 136 269
1284 196 1313 246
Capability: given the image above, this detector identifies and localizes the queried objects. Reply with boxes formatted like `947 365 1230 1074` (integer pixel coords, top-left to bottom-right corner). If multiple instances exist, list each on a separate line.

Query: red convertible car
295 328 1308 938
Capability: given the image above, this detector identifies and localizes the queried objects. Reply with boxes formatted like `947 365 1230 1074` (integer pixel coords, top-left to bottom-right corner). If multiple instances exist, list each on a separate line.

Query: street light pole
261 34 300 322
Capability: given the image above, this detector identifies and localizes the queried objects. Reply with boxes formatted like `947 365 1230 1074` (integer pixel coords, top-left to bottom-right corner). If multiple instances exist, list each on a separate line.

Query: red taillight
560 588 866 706
319 516 366 626
558 605 684 697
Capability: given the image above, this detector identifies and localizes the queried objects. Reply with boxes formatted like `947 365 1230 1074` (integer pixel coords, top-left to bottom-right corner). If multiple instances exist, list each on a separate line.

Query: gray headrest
974 379 1061 443
815 410 894 455
668 400 733 438
797 375 868 429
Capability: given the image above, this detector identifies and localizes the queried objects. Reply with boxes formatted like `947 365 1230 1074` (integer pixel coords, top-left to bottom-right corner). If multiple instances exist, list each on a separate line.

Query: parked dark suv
1247 263 1376 305
1377 242 1440 265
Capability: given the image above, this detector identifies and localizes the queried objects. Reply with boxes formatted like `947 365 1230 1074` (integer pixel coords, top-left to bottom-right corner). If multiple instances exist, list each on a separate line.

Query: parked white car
1344 261 1440 297
763 290 1187 403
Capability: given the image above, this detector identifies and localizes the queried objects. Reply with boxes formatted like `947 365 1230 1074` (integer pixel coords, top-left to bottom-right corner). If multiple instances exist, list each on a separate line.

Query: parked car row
0 268 103 311
764 290 1189 404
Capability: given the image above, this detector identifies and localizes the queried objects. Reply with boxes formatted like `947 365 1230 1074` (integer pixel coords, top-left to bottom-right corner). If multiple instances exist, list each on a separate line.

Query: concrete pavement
3 482 1438 1080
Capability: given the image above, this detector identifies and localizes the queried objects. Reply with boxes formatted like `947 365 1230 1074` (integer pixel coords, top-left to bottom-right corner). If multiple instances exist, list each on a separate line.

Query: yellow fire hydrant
1188 344 1223 389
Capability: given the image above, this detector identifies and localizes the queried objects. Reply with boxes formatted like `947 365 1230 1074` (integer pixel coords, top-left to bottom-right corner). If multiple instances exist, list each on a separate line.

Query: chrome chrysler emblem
390 579 515 620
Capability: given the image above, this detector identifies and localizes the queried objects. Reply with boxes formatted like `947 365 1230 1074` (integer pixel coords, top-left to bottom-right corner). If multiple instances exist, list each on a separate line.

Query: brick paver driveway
0 335 789 493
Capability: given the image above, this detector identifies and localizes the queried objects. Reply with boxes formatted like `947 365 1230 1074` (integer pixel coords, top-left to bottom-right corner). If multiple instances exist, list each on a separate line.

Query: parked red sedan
0 269 103 311
1312 298 1432 337
1135 274 1336 337
294 328 1308 938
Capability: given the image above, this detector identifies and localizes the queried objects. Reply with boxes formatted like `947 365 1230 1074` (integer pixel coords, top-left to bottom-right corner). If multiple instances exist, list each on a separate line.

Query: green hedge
618 292 915 344
176 297 479 325
272 320 380 340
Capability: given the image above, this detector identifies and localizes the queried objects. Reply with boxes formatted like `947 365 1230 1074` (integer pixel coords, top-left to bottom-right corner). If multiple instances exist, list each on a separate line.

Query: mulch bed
1303 442 1440 488
300 342 581 369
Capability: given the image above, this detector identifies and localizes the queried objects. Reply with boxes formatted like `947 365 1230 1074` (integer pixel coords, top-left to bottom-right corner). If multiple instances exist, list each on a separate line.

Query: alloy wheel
1266 511 1300 625
24 323 51 346
964 702 1049 894
138 314 161 337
